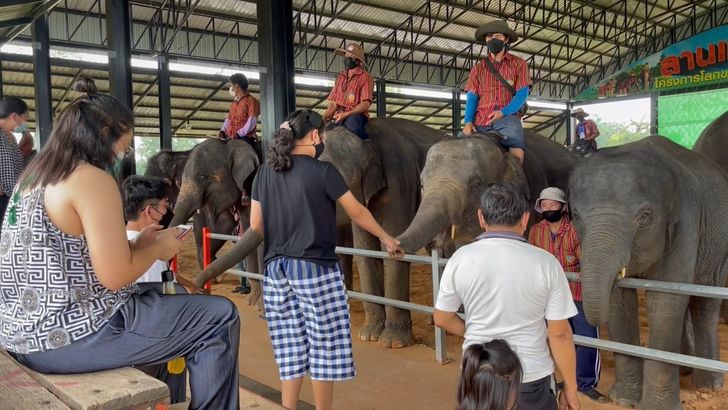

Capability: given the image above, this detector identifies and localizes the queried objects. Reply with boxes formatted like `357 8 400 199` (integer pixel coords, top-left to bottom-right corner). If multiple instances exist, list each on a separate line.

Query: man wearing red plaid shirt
323 43 373 140
529 187 606 403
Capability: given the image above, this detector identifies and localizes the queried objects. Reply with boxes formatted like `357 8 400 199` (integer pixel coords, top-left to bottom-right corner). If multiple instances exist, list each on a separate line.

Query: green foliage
593 115 650 148
133 136 206 175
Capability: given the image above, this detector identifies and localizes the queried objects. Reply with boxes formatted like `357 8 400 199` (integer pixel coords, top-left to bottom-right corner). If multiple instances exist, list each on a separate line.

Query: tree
593 115 650 148
132 136 207 175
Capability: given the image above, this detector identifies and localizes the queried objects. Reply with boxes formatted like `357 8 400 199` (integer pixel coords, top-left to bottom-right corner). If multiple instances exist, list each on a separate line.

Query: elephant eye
197 174 208 182
636 210 652 228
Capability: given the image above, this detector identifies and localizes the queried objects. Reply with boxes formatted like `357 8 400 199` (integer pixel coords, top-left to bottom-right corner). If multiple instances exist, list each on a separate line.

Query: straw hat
475 19 519 44
570 108 590 117
334 43 366 66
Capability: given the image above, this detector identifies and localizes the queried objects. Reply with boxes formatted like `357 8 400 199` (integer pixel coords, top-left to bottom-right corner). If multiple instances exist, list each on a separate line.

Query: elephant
568 135 728 409
397 130 579 257
166 138 263 303
145 148 191 206
319 118 447 348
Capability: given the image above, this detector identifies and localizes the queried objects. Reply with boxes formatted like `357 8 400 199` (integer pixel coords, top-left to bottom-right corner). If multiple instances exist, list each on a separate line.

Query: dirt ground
176 238 728 410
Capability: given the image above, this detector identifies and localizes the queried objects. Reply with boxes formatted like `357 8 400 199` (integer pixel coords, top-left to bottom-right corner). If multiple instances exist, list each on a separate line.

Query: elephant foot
378 325 415 349
247 280 262 308
693 369 724 392
358 322 385 342
636 398 681 410
609 384 641 409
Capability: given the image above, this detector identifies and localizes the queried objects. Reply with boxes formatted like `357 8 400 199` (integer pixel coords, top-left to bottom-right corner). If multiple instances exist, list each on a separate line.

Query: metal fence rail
202 228 728 372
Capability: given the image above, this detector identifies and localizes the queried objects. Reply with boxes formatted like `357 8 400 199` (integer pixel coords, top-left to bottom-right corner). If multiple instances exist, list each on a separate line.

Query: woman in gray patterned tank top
0 76 240 410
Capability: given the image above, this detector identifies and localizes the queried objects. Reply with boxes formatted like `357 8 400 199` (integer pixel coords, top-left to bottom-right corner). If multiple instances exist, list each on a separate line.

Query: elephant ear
229 143 260 191
501 153 530 199
361 142 385 205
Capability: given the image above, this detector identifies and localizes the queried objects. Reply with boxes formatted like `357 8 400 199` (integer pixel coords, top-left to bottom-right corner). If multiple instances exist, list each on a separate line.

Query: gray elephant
145 149 191 205
397 131 579 256
166 139 262 302
320 118 447 348
568 135 728 409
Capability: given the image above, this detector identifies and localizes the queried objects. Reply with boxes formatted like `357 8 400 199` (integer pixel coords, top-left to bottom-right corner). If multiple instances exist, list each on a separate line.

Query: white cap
534 187 567 213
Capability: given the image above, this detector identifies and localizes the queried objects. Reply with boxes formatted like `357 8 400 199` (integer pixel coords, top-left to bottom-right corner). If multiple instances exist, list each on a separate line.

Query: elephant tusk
450 225 456 240
618 267 626 280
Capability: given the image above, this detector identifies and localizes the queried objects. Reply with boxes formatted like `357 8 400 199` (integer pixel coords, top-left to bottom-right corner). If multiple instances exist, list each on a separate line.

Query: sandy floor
176 238 728 410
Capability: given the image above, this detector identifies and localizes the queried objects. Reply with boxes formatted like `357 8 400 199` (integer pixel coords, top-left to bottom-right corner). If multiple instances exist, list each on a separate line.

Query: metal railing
201 227 728 372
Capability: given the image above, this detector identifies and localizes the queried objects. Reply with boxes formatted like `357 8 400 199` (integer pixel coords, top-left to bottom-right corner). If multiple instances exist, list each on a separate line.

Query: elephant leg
689 296 723 391
638 291 689 410
379 259 415 349
679 310 695 376
353 224 385 342
607 287 643 408
336 225 354 290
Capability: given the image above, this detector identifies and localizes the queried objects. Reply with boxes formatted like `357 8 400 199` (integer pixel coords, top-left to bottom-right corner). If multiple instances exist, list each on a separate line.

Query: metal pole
0 61 4 99
452 90 461 136
376 78 386 118
257 0 295 153
32 13 53 147
202 226 212 292
565 102 573 146
650 92 658 134
106 0 135 174
158 55 173 150
432 249 449 364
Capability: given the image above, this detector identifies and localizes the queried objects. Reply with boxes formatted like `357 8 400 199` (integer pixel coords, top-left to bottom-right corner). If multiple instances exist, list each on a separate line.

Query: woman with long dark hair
0 77 240 409
199 108 403 409
0 97 29 227
458 339 523 410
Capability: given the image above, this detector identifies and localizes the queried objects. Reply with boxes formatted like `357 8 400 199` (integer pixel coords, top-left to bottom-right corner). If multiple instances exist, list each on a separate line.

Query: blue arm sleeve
501 86 530 116
464 91 478 124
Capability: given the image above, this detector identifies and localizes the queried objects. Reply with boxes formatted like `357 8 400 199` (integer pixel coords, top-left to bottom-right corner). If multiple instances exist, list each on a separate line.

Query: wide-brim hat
334 43 367 66
534 187 568 213
475 19 519 44
570 107 590 117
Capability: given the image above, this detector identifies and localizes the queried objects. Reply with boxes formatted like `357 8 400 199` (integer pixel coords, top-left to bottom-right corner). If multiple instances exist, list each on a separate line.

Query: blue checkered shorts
263 258 356 381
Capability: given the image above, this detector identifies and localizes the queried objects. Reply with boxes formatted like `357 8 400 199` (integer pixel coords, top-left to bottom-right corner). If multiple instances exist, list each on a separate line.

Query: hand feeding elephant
397 130 578 256
568 135 728 409
166 138 262 303
319 118 447 348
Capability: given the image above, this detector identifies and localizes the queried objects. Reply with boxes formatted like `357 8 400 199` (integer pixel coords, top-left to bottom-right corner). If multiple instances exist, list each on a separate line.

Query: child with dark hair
196 108 404 410
458 339 523 410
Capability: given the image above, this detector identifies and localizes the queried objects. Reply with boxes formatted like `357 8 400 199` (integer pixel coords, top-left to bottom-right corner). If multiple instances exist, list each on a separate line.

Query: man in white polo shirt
434 182 580 410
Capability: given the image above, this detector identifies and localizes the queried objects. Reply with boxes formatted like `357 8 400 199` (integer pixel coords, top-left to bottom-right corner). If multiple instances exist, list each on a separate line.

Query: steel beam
158 55 172 149
257 0 296 147
105 0 135 173
375 78 386 118
31 13 53 147
452 90 461 136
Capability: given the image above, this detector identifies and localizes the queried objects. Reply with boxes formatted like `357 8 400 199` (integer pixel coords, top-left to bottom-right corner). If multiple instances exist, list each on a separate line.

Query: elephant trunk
169 183 201 227
194 229 263 287
580 218 633 326
397 181 465 254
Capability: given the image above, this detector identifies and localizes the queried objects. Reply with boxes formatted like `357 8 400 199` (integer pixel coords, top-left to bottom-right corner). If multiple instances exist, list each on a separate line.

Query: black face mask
486 38 506 55
314 141 325 159
152 206 175 229
542 210 563 223
344 57 359 70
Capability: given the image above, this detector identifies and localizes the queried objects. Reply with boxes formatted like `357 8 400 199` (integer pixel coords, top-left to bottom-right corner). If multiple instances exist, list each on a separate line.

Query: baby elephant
569 135 728 410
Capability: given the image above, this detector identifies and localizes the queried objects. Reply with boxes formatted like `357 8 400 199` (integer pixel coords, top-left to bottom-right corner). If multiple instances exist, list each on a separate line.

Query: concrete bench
0 349 170 410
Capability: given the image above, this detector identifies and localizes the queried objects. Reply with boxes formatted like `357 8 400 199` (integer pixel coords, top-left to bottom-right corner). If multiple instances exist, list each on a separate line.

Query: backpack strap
483 57 516 96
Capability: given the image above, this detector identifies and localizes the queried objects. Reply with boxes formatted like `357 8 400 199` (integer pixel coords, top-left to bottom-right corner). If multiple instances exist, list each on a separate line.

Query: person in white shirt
434 182 580 410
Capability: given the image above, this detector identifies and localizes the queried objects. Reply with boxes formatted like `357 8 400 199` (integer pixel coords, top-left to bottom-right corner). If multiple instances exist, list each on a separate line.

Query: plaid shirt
577 119 600 140
328 67 374 118
225 94 260 139
528 216 582 301
0 130 23 196
464 53 531 126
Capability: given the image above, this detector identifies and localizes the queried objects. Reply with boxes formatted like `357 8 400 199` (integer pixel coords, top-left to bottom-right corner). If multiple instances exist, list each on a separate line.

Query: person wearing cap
322 43 374 140
461 19 531 164
219 73 262 159
528 187 606 404
571 108 600 151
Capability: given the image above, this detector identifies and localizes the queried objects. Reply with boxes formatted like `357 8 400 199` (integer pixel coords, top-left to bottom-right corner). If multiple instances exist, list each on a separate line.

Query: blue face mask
14 123 28 134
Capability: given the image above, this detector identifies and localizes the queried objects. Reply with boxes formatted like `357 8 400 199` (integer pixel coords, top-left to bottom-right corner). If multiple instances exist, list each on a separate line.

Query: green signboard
658 88 728 148
577 25 728 100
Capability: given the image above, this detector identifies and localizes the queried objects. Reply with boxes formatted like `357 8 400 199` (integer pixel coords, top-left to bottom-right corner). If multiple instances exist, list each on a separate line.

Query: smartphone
175 224 193 239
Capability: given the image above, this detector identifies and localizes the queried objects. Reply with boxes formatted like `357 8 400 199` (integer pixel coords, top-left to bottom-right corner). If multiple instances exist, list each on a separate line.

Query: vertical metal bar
451 89 461 137
0 60 4 99
203 226 212 291
32 13 53 147
257 0 296 153
106 0 135 174
158 55 173 150
565 102 573 146
375 78 386 118
650 92 658 134
432 249 448 364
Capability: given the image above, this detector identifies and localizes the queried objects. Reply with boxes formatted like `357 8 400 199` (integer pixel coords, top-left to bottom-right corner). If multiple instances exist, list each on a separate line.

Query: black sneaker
233 284 251 294
580 387 607 403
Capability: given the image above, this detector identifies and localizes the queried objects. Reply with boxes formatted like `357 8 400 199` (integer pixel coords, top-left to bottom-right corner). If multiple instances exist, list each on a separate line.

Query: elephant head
169 139 259 228
397 134 528 255
145 149 191 206
569 141 676 326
